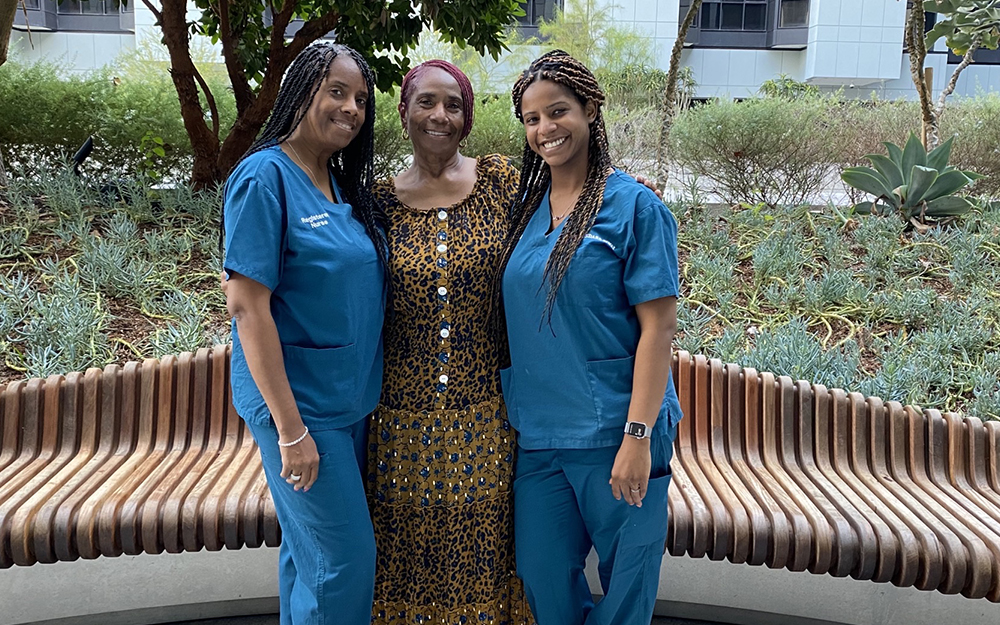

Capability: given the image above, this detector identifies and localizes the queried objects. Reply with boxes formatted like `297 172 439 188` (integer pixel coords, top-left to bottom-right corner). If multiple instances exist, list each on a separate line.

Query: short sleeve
624 194 680 306
223 178 285 292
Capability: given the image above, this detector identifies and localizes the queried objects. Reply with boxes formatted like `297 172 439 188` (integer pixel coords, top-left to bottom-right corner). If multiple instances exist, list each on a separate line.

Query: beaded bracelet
278 426 310 448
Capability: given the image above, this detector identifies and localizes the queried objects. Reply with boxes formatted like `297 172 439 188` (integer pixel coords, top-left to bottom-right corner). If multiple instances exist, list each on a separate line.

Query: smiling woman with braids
222 43 388 625
498 50 684 625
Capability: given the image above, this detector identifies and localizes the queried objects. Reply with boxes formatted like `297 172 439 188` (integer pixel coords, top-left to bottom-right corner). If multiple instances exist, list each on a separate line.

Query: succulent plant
841 133 985 224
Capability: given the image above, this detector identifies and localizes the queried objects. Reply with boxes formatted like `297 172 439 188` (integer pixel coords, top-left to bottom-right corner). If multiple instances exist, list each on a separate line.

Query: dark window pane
701 2 721 29
744 3 766 30
720 3 743 30
779 0 809 27
517 0 561 25
24 0 41 8
57 0 81 14
82 0 106 15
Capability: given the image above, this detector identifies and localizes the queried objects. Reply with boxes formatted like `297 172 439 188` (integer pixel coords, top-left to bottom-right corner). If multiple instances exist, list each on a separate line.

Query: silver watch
624 421 651 439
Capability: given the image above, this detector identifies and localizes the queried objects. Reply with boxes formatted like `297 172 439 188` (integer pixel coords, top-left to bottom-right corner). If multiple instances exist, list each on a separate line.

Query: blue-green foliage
672 200 1000 421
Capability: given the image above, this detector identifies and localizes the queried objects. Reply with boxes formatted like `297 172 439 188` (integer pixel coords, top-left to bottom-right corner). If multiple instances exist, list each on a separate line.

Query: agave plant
841 133 984 224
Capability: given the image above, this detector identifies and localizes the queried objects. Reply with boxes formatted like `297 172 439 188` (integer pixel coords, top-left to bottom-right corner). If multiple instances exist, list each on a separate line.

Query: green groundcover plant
2 166 998 422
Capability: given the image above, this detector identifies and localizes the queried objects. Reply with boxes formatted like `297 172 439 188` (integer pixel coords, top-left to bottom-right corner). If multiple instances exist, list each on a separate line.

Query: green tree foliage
909 1 1000 149
141 0 522 186
758 74 819 99
534 0 655 70
925 0 1000 54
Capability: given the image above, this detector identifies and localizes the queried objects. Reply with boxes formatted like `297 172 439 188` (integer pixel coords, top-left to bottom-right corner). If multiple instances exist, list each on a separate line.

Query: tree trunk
656 0 703 187
905 3 937 150
1 0 20 68
152 0 221 188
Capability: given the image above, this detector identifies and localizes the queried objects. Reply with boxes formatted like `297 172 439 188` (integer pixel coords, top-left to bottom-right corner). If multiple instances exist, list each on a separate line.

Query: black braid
495 50 613 328
221 43 390 289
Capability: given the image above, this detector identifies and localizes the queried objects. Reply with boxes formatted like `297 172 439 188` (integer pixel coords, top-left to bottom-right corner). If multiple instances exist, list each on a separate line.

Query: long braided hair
222 43 389 281
496 50 613 327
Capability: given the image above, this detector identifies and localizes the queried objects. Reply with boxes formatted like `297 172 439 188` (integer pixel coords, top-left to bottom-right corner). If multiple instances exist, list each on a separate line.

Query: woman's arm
226 273 319 491
609 295 677 507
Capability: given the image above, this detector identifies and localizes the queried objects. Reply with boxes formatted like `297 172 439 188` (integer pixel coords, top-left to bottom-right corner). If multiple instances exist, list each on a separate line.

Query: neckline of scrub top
389 156 484 214
274 144 346 205
537 188 566 238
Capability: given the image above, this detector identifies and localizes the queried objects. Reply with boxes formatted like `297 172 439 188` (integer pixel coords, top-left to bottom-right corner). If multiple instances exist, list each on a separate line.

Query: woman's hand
279 430 320 492
609 437 652 507
633 174 664 200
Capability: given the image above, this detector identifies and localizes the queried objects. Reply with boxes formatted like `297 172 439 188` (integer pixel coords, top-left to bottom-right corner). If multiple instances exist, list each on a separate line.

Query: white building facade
10 0 1000 99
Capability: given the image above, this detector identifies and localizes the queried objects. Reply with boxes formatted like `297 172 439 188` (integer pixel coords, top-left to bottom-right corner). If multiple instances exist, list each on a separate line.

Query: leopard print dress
368 154 534 625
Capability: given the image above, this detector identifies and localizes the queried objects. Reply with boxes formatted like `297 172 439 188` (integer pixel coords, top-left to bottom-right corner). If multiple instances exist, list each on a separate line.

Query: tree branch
285 12 342 60
2 0 24 67
906 3 936 148
157 0 220 186
192 62 221 139
657 0 703 186
936 33 983 118
215 0 254 115
139 0 161 22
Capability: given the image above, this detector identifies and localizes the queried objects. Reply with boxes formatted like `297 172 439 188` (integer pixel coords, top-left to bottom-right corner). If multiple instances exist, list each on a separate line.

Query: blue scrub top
224 145 384 431
501 170 682 450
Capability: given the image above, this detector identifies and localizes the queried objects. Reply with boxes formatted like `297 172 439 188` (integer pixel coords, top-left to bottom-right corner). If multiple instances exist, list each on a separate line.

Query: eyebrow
521 99 571 116
416 91 463 100
328 79 369 97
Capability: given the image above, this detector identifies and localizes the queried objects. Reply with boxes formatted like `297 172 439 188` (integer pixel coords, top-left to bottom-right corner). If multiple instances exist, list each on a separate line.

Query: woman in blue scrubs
497 50 683 625
222 43 389 625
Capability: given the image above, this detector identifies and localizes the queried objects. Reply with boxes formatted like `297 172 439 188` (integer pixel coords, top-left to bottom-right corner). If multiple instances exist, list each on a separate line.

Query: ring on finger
629 486 641 492
290 474 302 482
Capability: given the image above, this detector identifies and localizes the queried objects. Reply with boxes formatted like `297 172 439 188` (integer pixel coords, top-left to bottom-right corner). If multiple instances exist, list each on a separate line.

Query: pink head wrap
400 60 475 140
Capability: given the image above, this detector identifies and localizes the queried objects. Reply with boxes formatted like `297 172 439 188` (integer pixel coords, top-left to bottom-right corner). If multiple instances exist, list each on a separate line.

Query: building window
778 0 808 28
23 0 41 8
57 0 112 14
518 0 562 27
700 0 767 32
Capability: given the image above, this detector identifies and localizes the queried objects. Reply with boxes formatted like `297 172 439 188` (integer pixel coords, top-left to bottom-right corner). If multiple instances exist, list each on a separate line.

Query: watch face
626 422 646 437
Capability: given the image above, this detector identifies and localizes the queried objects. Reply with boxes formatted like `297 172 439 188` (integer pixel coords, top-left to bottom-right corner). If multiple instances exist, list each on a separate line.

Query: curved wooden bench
667 353 1000 602
1 348 998 603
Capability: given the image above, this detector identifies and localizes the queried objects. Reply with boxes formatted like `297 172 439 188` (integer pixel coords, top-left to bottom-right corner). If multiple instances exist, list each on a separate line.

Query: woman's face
296 55 369 154
400 67 465 157
519 79 596 175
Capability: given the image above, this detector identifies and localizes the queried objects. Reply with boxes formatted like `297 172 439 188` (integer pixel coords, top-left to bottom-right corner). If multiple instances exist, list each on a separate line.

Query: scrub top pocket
282 343 360 419
585 354 635 425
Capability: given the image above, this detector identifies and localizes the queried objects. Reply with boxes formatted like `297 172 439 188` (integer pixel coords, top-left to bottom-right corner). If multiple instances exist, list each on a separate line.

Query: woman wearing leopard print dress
365 60 534 625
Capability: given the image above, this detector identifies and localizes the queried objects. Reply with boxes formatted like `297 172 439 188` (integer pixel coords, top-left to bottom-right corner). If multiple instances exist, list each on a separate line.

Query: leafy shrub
464 95 523 164
604 104 660 177
758 74 818 99
372 90 409 182
0 61 112 170
668 96 837 207
939 94 1000 198
0 54 236 181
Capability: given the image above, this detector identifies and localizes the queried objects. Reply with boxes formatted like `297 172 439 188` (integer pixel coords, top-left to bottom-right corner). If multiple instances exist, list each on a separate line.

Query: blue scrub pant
514 431 675 625
248 419 375 625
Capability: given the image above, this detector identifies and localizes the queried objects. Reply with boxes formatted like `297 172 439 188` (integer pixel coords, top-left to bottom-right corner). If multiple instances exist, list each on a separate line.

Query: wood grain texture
0 348 997 602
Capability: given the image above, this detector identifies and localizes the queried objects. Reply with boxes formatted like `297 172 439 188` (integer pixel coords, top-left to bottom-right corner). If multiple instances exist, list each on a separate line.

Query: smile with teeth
424 129 450 136
542 137 567 150
333 120 355 131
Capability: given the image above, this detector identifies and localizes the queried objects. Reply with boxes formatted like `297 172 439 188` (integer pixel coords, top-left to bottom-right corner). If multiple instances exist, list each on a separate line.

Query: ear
585 100 598 124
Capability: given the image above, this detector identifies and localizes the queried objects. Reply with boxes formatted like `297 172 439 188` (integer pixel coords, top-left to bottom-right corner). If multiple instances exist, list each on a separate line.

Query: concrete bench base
4 548 1000 625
